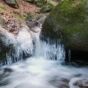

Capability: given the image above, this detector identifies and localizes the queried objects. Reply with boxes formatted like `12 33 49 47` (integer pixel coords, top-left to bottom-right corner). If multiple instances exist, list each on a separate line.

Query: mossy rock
26 0 47 7
5 0 19 8
40 3 54 13
42 0 88 52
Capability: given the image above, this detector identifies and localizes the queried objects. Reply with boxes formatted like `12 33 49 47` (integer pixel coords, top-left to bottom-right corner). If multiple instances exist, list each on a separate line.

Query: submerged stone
0 25 33 64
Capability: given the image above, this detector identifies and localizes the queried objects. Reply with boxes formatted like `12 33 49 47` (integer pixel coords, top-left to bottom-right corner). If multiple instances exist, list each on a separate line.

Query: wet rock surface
42 0 88 65
0 24 34 64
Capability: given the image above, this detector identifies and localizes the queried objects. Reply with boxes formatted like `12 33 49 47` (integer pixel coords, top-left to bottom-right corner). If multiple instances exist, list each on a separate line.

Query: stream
0 20 88 88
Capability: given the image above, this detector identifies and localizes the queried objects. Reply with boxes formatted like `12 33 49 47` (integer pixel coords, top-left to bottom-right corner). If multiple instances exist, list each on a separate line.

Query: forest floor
0 0 39 22
0 0 58 22
0 0 58 34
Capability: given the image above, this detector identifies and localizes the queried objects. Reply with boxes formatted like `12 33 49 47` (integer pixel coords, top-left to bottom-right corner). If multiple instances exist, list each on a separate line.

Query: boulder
42 0 88 65
5 0 19 8
0 26 15 61
40 3 54 13
0 24 34 63
26 0 47 7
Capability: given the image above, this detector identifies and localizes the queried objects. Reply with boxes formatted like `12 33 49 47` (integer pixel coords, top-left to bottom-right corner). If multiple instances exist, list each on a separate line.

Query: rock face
5 0 19 8
0 24 34 64
0 26 15 61
42 0 88 65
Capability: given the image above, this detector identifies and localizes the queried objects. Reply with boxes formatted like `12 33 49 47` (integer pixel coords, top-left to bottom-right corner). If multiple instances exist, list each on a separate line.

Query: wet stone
49 77 69 88
4 68 13 73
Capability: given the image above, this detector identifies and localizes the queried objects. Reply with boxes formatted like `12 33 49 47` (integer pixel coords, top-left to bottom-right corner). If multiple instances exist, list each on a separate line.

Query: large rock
0 26 16 61
42 0 88 65
0 25 33 64
5 0 19 8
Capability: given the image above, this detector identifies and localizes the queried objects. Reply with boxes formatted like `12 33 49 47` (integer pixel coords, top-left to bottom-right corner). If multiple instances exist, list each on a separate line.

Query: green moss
42 0 88 51
40 3 54 13
26 0 47 7
0 3 6 13
25 13 34 20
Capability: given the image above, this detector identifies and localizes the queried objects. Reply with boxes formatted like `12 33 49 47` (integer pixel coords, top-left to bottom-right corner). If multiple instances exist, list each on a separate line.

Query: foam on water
16 26 33 56
0 55 88 88
0 37 88 88
0 22 88 88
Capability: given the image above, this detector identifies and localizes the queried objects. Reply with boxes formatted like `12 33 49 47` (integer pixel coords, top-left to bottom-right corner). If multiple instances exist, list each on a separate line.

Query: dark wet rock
40 3 54 13
66 49 88 65
42 0 88 65
0 80 9 87
0 24 34 65
26 21 41 33
0 71 10 86
0 68 12 83
70 77 88 88
26 15 46 33
50 77 69 88
0 26 15 60
0 26 19 65
26 0 47 7
4 68 13 73
5 0 19 8
26 20 39 28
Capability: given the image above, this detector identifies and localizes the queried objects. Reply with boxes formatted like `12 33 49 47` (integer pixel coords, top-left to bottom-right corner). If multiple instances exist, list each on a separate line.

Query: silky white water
0 23 88 88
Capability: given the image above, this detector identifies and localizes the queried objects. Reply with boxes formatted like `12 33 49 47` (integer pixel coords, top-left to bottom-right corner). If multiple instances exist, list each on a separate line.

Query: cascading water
0 20 88 88
0 25 33 65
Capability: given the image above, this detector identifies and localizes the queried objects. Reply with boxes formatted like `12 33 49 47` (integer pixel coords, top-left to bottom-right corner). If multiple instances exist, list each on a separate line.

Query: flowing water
0 22 88 88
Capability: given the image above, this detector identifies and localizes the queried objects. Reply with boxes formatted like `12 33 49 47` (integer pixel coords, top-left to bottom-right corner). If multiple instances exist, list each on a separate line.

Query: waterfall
0 15 65 66
34 38 65 63
0 19 88 88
